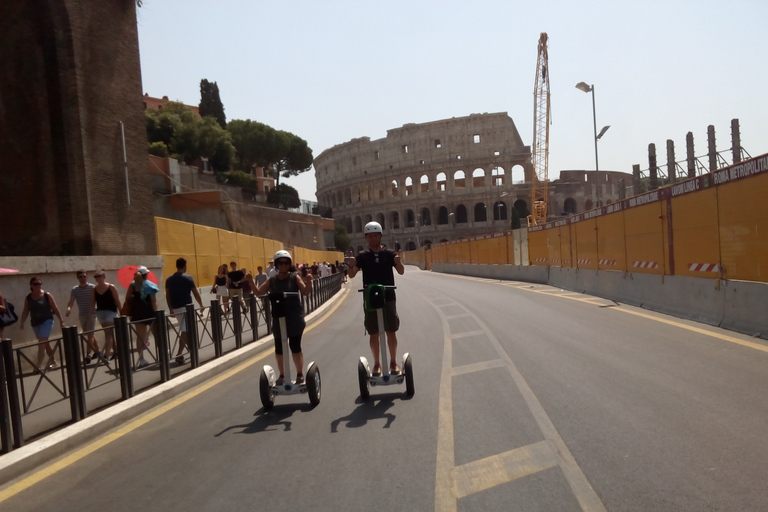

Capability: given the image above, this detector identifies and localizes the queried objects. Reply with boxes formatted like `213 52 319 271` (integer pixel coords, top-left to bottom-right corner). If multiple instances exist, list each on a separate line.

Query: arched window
420 174 429 193
390 211 400 229
376 213 386 230
491 166 505 187
493 201 507 221
472 168 485 187
420 207 431 226
345 189 352 205
456 204 468 223
514 199 529 218
436 172 447 192
438 206 449 225
406 209 415 228
390 180 398 197
474 202 487 222
405 176 413 196
405 241 417 251
454 170 465 188
511 164 526 184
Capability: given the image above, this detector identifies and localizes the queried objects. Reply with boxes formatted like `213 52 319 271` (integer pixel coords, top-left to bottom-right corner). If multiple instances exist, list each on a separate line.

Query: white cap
137 265 149 275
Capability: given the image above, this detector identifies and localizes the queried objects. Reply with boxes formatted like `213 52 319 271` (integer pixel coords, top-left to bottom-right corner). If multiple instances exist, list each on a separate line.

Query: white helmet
364 221 383 234
273 250 292 264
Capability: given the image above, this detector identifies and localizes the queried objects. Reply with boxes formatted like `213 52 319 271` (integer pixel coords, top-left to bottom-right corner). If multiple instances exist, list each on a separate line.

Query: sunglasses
78 274 87 278
277 261 291 266
32 282 42 286
94 274 105 278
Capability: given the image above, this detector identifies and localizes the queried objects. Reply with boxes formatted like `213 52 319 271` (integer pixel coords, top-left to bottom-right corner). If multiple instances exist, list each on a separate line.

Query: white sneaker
137 358 150 369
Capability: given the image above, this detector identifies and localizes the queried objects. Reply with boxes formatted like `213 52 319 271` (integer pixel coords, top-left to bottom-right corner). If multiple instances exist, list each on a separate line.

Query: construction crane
528 32 551 226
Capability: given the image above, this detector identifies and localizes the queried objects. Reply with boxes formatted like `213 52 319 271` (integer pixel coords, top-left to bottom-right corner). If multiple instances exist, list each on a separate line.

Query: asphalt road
3 267 768 511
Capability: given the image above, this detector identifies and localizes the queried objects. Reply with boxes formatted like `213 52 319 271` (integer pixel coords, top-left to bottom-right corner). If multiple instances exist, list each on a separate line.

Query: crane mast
529 32 551 226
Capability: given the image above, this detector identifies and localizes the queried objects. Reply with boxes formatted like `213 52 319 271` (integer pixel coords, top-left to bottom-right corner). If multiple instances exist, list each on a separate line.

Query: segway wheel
358 360 370 399
404 355 415 397
307 364 321 406
260 367 275 410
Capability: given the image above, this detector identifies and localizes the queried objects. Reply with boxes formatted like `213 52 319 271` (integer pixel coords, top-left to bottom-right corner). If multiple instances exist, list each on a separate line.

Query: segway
357 284 414 399
259 291 321 409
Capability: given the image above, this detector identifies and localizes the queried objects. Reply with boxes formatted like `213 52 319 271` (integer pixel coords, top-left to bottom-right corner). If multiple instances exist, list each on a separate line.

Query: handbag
0 300 18 327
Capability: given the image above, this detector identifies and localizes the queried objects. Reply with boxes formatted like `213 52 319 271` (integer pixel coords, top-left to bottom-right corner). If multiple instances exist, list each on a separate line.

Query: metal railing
0 272 344 454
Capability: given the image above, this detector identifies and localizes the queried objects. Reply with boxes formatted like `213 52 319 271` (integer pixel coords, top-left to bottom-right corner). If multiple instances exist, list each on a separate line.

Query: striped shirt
70 284 95 316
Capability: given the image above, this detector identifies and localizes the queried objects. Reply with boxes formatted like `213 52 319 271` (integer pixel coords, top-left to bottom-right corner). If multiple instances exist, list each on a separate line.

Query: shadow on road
214 403 314 435
330 394 403 432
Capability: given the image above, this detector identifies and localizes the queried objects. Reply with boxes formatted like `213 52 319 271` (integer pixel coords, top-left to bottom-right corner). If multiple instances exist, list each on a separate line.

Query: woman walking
211 264 230 312
19 277 64 370
88 270 122 360
123 266 158 368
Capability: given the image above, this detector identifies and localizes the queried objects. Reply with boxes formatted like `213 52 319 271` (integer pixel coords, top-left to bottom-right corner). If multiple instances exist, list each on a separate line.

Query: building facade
315 112 629 252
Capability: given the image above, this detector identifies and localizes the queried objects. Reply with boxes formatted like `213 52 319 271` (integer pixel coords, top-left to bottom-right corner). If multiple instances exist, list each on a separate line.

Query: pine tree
199 79 226 129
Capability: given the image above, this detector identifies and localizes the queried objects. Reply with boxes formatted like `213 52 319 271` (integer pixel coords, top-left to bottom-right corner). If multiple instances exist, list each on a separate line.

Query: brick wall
0 0 156 256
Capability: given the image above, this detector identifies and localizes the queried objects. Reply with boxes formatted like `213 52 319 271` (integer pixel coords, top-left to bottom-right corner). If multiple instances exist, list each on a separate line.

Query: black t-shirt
356 247 397 300
165 272 196 309
227 270 245 288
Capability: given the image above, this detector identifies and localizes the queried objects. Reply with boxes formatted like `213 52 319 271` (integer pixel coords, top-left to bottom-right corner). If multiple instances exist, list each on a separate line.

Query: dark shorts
364 301 399 334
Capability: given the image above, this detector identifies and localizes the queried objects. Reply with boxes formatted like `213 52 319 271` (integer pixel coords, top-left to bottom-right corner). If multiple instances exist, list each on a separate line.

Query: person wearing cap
266 260 277 279
348 221 405 376
254 250 312 386
123 266 159 369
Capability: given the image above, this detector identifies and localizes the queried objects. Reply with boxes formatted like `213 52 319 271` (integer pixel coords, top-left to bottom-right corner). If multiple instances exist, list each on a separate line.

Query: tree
199 79 226 129
145 101 235 172
334 223 351 253
272 131 313 188
267 183 301 209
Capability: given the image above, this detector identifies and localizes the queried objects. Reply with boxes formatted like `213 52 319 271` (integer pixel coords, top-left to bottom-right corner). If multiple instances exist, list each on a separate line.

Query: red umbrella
0 268 19 274
117 265 159 289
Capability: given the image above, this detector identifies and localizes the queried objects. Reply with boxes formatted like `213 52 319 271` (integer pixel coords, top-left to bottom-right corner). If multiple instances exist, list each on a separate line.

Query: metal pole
114 316 134 399
186 304 199 368
1 339 23 449
154 310 170 382
211 299 223 358
590 86 601 208
120 121 131 205
0 339 13 453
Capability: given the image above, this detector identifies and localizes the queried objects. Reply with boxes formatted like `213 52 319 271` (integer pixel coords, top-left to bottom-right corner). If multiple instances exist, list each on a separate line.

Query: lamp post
576 82 610 208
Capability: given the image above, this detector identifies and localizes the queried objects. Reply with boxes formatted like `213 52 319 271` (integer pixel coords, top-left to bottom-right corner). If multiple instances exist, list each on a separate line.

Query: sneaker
372 363 382 376
275 375 285 386
390 361 400 374
137 358 150 369
175 355 185 365
83 354 92 365
295 373 304 385
110 353 118 361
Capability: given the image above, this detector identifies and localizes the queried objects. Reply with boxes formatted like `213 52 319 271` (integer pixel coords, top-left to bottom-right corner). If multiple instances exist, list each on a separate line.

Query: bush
217 170 257 189
148 141 169 158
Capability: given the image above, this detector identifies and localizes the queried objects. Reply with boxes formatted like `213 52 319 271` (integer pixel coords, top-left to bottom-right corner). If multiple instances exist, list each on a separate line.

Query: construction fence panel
624 202 665 275
574 218 598 269
193 224 223 288
559 225 573 267
717 172 768 282
528 229 549 266
218 229 239 270
596 211 627 272
671 187 721 279
545 228 561 267
251 237 268 272
155 217 197 283
236 234 253 275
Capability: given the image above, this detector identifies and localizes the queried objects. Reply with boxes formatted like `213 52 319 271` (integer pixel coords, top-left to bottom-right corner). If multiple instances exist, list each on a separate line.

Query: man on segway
348 221 405 376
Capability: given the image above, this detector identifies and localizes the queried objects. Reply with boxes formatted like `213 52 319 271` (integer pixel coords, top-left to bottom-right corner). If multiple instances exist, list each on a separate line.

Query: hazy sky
137 1 768 201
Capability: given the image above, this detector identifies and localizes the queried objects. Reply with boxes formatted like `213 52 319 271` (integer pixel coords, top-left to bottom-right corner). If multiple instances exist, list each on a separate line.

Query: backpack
0 300 18 327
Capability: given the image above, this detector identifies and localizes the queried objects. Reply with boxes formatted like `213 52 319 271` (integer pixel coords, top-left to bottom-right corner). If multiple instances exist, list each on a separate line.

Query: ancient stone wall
0 0 155 256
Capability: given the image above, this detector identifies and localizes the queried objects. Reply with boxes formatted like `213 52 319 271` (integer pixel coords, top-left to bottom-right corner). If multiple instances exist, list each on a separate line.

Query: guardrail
0 273 343 454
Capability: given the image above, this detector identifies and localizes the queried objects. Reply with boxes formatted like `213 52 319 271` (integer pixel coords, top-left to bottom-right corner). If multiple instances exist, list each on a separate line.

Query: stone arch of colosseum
315 112 624 252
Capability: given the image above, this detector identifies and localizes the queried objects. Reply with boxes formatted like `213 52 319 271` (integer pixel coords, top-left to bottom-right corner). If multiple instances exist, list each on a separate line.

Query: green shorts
364 301 399 334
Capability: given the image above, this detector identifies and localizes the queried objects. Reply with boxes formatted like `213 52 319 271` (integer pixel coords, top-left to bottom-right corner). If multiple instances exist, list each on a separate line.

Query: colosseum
315 112 628 253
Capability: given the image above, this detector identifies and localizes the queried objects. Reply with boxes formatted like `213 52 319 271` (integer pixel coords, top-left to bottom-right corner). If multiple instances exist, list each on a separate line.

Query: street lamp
576 82 610 207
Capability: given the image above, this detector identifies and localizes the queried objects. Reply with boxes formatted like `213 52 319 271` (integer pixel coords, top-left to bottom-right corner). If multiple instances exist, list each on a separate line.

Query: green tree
145 101 234 172
334 223 351 253
199 79 226 128
273 131 313 188
510 207 522 229
267 183 301 209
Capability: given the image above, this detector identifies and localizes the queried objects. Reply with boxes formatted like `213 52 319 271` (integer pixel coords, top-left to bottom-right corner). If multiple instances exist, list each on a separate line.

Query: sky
136 0 768 202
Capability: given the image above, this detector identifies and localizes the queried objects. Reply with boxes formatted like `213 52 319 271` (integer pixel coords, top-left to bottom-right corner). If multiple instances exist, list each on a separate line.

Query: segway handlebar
358 285 396 293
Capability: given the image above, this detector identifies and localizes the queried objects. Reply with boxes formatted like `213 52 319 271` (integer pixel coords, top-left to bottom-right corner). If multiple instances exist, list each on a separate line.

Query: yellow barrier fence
429 153 768 284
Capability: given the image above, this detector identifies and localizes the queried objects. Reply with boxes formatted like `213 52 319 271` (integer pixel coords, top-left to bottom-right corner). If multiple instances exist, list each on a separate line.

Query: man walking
165 258 204 365
66 269 100 363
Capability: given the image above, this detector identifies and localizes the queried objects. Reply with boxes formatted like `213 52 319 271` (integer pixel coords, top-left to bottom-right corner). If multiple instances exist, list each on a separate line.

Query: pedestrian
227 261 245 313
165 258 205 365
211 264 230 312
65 269 101 364
347 221 405 375
0 288 9 339
88 270 122 360
240 268 252 313
311 261 319 278
266 260 277 278
255 250 312 385
19 276 65 371
255 266 268 289
123 266 158 368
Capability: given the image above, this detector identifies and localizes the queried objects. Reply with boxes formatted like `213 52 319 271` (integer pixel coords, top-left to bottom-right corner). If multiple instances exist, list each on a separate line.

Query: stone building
0 1 155 256
315 112 628 252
